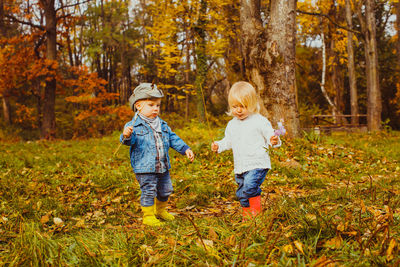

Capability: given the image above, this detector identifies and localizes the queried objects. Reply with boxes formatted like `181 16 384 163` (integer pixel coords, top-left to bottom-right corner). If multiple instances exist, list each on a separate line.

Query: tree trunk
357 0 381 131
185 22 191 121
240 0 267 101
40 0 57 139
2 96 11 124
345 0 359 125
330 41 345 123
240 0 300 137
194 0 207 122
0 0 11 125
320 28 338 113
327 1 345 124
395 2 400 70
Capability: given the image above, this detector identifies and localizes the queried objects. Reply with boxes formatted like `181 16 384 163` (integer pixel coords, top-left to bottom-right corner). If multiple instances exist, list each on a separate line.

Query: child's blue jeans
135 171 173 207
235 168 269 207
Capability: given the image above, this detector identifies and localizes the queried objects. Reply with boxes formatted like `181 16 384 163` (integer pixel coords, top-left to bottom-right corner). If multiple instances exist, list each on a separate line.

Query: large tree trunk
327 2 345 124
345 0 359 125
240 0 300 137
240 0 267 102
40 0 57 139
357 0 381 131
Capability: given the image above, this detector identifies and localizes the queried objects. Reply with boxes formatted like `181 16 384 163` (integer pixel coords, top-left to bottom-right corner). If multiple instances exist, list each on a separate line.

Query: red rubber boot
242 206 252 221
249 195 261 217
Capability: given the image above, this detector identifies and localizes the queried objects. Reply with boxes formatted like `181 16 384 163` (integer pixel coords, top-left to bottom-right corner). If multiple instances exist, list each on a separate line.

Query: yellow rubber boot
155 199 175 221
142 205 163 226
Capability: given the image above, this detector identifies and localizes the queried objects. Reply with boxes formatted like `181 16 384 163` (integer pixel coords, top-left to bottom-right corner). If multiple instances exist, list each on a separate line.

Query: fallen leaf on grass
283 244 293 254
75 219 85 228
40 215 49 224
294 240 304 254
313 255 336 267
324 236 342 249
53 217 64 226
208 228 218 240
386 239 397 261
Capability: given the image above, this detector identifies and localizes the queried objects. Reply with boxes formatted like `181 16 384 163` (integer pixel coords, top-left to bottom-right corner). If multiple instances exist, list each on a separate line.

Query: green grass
0 122 399 266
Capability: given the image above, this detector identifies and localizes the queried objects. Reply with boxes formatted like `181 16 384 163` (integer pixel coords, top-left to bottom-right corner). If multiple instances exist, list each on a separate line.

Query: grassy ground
0 121 399 266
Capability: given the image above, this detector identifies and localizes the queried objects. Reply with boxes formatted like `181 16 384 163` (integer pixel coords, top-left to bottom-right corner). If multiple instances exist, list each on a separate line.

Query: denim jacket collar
133 115 168 131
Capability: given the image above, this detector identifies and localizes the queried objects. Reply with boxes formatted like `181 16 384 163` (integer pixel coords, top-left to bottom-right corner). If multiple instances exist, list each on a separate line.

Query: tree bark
185 23 191 121
327 2 345 124
240 0 300 137
345 0 359 125
320 28 338 113
0 0 11 125
395 2 400 70
2 97 11 124
194 0 207 122
240 0 267 100
40 0 57 139
357 0 381 131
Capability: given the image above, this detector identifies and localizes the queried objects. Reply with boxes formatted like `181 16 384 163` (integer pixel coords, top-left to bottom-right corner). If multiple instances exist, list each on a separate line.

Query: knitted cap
128 83 164 110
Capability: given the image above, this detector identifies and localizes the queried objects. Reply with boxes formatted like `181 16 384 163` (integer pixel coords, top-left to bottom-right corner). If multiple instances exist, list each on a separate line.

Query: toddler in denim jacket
211 81 281 221
120 83 194 226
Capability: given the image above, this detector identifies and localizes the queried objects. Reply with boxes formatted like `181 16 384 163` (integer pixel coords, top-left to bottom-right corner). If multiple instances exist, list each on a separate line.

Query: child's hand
185 149 195 162
123 126 133 138
270 135 279 146
211 142 219 153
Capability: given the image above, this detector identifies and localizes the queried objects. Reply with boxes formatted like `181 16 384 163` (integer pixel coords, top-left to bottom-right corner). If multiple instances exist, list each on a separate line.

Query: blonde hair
227 81 260 115
134 98 161 111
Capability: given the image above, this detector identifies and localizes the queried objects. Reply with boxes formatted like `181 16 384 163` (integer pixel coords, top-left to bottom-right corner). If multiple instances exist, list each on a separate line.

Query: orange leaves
14 103 38 128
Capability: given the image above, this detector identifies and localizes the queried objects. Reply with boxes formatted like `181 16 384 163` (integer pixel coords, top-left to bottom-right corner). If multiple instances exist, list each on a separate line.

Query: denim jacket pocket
135 126 149 136
161 128 170 145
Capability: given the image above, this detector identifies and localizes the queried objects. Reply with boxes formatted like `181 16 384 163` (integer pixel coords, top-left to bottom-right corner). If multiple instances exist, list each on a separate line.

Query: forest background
1 0 400 265
1 0 400 140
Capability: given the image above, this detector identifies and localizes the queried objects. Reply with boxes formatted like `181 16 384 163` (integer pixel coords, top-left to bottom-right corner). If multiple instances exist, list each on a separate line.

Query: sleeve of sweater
215 121 232 153
261 116 281 148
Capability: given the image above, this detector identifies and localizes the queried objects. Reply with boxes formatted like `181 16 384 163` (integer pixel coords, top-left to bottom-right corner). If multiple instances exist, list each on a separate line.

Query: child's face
231 102 249 120
135 99 161 119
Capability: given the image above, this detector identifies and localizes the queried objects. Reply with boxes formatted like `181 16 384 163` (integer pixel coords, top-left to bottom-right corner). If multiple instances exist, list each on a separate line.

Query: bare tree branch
5 14 44 30
297 9 361 35
55 0 93 12
57 13 72 21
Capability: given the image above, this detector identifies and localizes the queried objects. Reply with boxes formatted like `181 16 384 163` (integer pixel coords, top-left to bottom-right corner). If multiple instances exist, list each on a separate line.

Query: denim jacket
120 116 190 174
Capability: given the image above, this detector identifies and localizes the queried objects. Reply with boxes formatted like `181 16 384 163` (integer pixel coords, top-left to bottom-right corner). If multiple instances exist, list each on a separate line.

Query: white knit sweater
216 113 281 174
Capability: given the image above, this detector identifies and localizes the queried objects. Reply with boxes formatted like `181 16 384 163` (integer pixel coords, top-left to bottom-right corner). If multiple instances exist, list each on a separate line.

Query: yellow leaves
324 235 343 249
282 241 305 255
40 214 50 224
75 218 86 228
360 199 366 213
282 244 294 254
312 255 336 266
294 240 305 254
305 213 317 222
336 222 345 232
386 239 397 261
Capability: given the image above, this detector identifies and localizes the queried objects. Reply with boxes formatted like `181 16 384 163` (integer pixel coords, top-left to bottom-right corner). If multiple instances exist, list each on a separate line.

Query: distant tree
345 0 359 125
355 0 381 131
194 0 207 122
